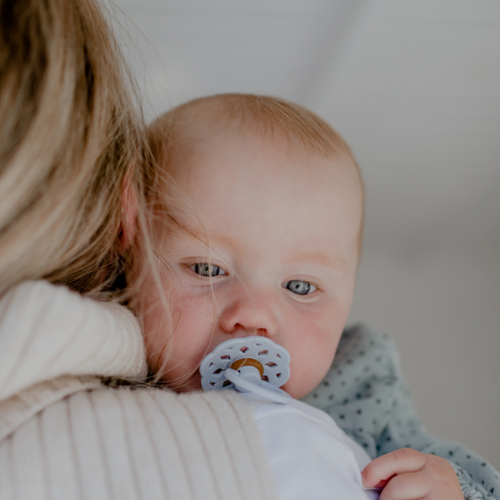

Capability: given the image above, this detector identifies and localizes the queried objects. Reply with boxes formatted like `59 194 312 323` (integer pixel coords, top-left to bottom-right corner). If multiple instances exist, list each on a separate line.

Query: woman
0 1 277 498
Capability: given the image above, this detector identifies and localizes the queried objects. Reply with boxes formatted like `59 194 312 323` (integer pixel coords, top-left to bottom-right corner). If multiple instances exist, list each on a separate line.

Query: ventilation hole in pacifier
258 350 268 356
276 353 282 359
213 368 223 374
262 375 269 382
276 373 282 378
222 380 231 387
266 362 277 367
210 382 215 386
220 355 230 360
240 346 249 353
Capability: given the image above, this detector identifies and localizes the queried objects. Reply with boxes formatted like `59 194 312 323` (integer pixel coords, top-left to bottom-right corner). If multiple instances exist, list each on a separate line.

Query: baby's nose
219 290 279 338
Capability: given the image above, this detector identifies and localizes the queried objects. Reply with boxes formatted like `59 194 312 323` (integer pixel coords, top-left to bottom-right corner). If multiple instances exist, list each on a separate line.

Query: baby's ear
120 165 138 249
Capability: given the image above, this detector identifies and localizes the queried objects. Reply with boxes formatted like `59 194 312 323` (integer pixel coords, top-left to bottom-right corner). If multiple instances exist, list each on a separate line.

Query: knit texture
0 281 148 401
0 386 277 500
0 281 278 500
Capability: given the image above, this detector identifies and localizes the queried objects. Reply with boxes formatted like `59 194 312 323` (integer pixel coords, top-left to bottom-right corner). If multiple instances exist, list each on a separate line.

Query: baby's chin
281 375 324 400
173 372 313 399
171 368 316 400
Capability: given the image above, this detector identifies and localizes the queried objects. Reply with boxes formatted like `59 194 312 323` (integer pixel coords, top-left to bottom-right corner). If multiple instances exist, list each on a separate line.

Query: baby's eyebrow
287 251 349 273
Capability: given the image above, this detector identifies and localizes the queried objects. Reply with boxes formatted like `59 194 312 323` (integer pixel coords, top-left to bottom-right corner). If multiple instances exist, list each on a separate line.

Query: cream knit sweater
0 281 278 500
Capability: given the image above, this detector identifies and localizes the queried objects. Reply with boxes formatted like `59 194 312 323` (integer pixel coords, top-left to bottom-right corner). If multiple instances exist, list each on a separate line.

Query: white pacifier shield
199 336 291 400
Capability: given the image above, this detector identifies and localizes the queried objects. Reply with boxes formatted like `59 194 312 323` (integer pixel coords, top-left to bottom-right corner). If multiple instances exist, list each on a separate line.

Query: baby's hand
362 448 464 500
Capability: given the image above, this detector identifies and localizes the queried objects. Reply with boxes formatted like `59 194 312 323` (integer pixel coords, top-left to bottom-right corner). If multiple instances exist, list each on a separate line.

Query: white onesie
242 393 380 500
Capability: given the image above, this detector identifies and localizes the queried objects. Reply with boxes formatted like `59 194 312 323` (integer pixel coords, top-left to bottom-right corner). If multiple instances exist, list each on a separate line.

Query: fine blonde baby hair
150 93 362 170
0 0 153 298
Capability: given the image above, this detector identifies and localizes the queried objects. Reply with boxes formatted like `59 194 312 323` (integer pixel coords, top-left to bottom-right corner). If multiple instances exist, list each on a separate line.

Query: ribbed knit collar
0 281 147 402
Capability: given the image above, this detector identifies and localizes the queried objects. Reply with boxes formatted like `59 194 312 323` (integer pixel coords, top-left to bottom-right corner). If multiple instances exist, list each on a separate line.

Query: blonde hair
0 0 153 298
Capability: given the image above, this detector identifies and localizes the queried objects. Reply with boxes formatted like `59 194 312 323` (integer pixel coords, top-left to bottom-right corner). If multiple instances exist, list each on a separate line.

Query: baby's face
141 131 363 399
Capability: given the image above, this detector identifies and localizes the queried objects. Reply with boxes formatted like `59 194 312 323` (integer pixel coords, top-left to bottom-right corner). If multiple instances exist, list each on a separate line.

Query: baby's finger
379 471 430 500
362 449 428 488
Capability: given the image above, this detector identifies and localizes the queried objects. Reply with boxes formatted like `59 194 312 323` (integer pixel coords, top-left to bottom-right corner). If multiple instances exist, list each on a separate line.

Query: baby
138 94 464 500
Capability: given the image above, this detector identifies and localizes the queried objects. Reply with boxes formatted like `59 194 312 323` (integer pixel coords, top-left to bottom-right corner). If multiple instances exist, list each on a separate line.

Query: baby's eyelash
190 263 226 277
283 280 317 296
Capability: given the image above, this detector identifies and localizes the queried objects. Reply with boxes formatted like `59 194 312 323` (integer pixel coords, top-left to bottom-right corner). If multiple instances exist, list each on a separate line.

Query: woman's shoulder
0 280 137 327
0 385 278 500
0 281 147 403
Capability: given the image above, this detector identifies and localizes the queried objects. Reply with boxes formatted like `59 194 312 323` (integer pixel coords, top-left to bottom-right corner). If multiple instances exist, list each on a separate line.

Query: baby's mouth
198 336 292 404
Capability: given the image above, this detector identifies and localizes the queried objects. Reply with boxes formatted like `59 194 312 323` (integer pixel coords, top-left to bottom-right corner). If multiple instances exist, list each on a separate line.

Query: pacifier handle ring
224 368 292 405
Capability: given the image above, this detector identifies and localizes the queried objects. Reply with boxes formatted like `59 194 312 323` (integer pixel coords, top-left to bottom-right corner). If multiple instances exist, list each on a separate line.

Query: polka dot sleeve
302 323 499 500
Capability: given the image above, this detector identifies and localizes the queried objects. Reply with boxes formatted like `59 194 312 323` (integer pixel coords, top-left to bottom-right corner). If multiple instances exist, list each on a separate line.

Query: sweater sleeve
301 324 500 500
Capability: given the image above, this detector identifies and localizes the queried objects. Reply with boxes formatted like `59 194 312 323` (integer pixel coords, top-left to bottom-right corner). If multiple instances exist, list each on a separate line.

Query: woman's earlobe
120 169 139 249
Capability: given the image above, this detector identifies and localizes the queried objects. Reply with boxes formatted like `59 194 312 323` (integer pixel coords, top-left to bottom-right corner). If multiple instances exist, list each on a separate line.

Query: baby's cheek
156 295 218 383
286 349 336 399
283 325 340 399
140 302 170 368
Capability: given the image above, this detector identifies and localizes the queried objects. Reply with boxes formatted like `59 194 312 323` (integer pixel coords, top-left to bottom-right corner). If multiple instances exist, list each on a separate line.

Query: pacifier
199 336 292 404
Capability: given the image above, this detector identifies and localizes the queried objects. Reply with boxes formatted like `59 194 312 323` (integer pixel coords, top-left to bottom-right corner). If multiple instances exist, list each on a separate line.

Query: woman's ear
121 168 139 249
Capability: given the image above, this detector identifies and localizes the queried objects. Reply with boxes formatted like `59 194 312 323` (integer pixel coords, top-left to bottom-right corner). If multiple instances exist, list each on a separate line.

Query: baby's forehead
175 125 361 196
168 127 362 218
152 95 363 199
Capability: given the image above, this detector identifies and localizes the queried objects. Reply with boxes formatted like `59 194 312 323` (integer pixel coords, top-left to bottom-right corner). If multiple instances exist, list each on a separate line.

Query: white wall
113 0 500 468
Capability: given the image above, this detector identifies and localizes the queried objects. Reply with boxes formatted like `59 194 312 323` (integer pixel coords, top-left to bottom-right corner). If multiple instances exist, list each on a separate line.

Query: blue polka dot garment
302 324 499 500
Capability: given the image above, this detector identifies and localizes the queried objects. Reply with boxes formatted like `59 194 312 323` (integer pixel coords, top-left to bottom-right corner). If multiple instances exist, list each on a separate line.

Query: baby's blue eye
191 263 226 277
284 280 316 295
